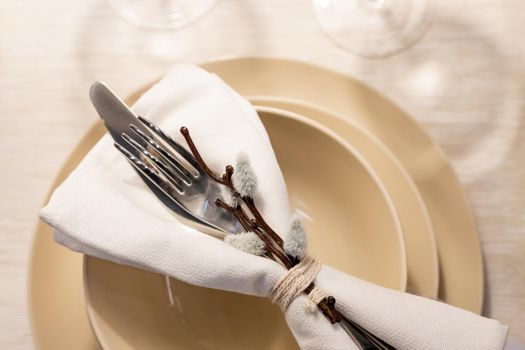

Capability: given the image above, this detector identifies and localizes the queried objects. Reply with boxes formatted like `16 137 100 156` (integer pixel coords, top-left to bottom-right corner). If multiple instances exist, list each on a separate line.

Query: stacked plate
29 57 484 349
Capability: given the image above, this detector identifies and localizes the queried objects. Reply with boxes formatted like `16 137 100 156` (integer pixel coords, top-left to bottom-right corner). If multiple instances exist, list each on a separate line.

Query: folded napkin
40 64 508 350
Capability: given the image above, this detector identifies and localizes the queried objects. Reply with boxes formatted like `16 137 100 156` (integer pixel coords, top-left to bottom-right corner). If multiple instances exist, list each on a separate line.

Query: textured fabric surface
40 64 508 350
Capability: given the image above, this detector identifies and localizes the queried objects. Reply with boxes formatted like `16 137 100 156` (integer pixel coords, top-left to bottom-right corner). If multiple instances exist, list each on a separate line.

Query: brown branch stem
222 165 234 187
252 227 293 269
216 199 292 268
215 199 252 231
243 197 284 248
180 127 233 187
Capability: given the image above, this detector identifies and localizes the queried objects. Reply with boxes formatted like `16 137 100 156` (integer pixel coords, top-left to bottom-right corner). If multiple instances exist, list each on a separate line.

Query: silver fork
89 81 241 237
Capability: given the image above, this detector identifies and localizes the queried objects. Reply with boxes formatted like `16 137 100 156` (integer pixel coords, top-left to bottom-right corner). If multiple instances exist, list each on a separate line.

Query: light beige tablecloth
1 0 524 348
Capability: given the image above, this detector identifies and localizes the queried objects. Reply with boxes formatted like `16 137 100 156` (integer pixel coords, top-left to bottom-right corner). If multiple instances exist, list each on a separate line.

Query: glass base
312 0 434 58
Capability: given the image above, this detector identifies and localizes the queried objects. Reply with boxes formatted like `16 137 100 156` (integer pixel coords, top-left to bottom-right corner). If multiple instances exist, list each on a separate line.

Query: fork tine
114 143 184 195
115 142 229 237
128 124 195 182
121 133 188 190
137 116 203 174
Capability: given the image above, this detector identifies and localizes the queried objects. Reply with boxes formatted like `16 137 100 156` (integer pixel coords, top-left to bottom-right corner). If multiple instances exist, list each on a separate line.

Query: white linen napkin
40 64 508 350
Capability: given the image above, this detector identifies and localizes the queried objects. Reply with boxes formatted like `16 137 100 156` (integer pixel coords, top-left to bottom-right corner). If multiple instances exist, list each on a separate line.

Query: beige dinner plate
85 108 406 350
29 56 481 350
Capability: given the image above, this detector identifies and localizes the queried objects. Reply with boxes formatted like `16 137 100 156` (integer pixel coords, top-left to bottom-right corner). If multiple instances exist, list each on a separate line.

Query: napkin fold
40 64 508 350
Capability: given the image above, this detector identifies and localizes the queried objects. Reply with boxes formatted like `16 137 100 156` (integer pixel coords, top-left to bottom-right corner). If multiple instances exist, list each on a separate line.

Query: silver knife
89 81 225 234
89 81 153 147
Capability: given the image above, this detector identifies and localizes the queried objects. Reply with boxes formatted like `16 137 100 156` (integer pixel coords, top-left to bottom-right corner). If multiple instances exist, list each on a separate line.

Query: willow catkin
232 153 257 198
284 215 307 259
224 231 265 256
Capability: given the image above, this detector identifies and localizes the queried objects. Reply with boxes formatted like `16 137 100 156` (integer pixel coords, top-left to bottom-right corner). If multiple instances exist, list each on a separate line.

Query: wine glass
106 0 217 30
312 0 434 58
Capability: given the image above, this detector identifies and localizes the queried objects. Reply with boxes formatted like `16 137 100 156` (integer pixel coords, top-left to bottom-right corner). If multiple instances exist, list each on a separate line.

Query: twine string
270 256 328 311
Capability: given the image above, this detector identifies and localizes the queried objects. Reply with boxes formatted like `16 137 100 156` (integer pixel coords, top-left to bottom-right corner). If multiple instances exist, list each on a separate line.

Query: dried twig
180 126 344 323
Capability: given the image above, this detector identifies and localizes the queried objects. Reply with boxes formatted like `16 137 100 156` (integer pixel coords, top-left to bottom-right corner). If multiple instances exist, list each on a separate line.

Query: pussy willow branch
180 126 344 324
182 126 284 248
180 127 291 265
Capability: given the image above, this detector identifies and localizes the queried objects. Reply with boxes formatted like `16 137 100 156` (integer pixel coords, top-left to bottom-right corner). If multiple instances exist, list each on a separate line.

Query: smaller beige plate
85 108 406 350
254 103 439 298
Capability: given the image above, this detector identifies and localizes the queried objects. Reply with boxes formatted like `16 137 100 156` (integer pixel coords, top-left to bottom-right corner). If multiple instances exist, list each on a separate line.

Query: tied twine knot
270 256 328 312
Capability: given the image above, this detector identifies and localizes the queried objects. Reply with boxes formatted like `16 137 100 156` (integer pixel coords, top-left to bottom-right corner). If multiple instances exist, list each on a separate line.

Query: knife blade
89 81 223 234
89 81 153 145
